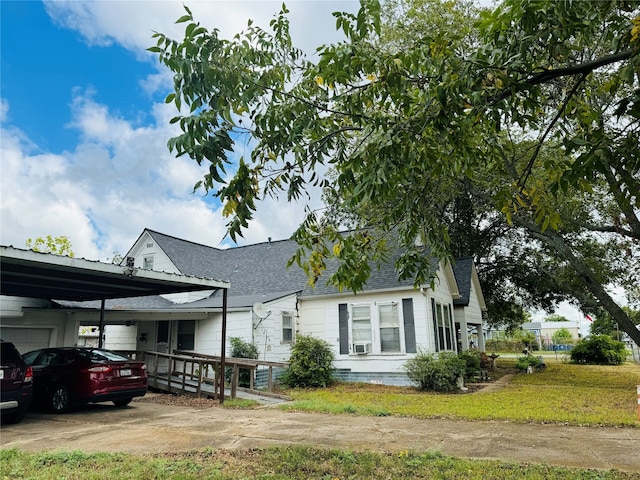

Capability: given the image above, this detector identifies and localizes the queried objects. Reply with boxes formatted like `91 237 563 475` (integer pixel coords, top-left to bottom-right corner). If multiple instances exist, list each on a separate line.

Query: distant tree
25 235 74 257
590 307 640 341
110 252 124 265
544 314 570 322
551 327 573 344
512 329 537 349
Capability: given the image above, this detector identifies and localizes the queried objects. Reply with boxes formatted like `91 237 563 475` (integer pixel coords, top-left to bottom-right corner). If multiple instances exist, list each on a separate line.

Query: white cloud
1 1 358 263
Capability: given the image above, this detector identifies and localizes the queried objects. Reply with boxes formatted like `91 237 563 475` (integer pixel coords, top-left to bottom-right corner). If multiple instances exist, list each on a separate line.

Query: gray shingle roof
147 230 307 298
146 229 430 299
56 295 178 310
452 257 473 306
58 230 475 311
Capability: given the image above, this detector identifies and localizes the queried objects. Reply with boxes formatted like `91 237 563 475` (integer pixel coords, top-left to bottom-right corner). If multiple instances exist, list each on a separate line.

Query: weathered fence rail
139 349 289 402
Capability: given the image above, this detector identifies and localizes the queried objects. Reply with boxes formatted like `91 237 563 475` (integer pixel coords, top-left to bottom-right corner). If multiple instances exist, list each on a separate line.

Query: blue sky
1 1 356 261
2 1 157 154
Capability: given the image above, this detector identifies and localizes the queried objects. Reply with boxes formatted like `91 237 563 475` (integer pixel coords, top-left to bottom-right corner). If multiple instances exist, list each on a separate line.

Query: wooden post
98 299 105 349
231 364 239 399
637 385 640 421
181 356 187 391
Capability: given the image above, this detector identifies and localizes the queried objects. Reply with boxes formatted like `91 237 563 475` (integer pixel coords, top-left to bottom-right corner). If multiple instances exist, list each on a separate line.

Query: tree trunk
516 218 640 348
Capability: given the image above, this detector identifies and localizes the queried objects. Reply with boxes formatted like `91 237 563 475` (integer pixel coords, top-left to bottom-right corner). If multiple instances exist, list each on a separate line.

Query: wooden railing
139 349 289 401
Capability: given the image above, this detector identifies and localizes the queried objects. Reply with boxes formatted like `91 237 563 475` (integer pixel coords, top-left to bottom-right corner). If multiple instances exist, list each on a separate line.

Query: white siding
126 232 179 274
104 325 138 350
0 299 77 352
298 287 443 374
251 295 298 361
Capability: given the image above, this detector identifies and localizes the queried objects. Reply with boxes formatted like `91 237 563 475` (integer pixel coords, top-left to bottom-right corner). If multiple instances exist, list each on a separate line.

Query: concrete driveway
2 398 639 473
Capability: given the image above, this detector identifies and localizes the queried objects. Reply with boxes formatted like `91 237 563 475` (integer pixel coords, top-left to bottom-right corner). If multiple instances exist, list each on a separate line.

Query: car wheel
50 385 71 413
113 398 132 407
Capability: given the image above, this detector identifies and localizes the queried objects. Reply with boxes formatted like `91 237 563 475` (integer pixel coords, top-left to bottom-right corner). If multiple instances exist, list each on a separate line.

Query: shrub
515 355 542 372
458 350 482 381
569 335 628 365
226 337 259 387
280 335 335 388
404 351 466 392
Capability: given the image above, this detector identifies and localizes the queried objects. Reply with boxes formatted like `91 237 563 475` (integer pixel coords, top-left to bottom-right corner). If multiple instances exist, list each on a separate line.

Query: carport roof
0 246 229 301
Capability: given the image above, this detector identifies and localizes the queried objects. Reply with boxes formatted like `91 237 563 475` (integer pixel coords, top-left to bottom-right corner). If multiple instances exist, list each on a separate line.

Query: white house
1 229 486 385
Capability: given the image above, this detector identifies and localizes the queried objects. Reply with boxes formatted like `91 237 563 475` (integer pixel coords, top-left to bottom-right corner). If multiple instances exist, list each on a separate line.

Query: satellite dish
252 302 269 319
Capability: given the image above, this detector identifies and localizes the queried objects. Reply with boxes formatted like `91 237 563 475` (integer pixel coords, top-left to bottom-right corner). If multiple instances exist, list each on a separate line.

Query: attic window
143 256 154 270
146 242 154 248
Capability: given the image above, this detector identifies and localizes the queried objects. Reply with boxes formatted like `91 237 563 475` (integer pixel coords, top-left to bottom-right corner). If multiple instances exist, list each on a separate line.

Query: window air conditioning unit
353 343 371 355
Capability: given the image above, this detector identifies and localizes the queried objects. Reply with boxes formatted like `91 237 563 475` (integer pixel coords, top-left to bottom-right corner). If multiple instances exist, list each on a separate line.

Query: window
443 304 453 350
282 312 294 343
379 303 401 352
143 256 154 270
433 301 455 351
177 320 195 350
351 305 372 344
341 301 414 355
436 302 445 351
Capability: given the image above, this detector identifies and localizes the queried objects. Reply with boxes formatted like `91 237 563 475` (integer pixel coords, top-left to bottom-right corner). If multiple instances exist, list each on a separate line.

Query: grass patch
221 398 260 409
1 446 637 479
281 361 640 427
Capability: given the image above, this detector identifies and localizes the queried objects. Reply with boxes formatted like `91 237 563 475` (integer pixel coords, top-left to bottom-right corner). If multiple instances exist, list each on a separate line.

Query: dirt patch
136 391 220 408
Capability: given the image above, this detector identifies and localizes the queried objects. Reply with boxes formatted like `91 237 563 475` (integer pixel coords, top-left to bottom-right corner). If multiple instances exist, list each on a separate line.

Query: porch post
459 320 469 352
219 288 228 404
98 298 105 348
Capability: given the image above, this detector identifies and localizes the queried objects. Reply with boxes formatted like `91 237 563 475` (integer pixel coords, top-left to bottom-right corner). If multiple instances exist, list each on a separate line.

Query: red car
22 347 147 413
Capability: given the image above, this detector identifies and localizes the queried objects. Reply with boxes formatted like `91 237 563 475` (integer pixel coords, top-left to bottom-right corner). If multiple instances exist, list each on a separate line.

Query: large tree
151 0 640 345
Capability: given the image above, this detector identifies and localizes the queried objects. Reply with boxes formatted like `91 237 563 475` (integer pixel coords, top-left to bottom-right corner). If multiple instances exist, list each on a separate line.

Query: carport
0 246 231 401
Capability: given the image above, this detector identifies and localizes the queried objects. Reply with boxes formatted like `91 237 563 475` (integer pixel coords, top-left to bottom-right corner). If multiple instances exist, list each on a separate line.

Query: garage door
0 327 51 353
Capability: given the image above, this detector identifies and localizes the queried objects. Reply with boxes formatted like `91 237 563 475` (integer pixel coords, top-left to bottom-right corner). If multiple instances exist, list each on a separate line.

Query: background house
521 321 580 350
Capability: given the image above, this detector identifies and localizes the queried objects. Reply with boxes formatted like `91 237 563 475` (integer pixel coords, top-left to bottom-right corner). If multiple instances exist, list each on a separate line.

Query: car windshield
80 349 130 362
21 350 41 365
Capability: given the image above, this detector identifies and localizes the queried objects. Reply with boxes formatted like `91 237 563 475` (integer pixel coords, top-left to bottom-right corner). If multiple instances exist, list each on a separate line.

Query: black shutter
402 298 416 353
431 298 439 352
338 303 349 355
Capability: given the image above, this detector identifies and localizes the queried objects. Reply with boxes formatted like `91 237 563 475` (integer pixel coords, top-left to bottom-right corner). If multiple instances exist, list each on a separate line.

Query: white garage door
0 327 51 353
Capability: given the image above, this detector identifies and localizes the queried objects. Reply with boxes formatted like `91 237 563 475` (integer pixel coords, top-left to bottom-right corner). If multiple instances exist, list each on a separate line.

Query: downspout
219 288 228 404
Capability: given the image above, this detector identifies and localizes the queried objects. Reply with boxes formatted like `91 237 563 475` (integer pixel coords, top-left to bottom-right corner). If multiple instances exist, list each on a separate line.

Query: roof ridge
145 228 295 251
145 228 224 252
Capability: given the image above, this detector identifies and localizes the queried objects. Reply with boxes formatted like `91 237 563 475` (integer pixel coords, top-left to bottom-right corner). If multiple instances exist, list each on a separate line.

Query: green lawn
2 446 638 480
2 360 639 479
281 360 640 427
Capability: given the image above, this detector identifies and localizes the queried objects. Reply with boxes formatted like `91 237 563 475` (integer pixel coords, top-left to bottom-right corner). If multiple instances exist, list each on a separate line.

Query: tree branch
490 49 637 106
518 73 587 188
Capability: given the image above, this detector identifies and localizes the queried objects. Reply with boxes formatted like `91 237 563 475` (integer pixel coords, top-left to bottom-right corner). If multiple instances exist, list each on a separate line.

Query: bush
280 335 335 388
515 355 542 372
226 337 259 387
404 351 466 392
458 350 482 381
569 335 628 365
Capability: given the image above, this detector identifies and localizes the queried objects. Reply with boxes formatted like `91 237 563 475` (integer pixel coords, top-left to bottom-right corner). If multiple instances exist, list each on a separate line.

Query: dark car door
26 350 78 404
